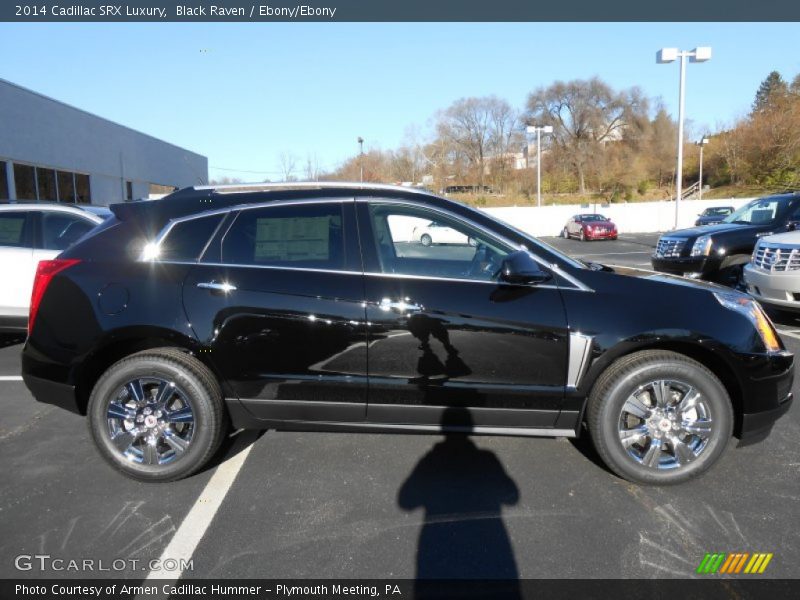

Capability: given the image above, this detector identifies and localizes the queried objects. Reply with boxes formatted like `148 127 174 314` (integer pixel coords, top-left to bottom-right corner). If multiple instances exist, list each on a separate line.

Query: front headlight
714 292 782 352
691 235 713 257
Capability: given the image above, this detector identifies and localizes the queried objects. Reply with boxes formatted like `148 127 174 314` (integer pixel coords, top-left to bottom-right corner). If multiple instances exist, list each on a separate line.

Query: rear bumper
22 373 81 415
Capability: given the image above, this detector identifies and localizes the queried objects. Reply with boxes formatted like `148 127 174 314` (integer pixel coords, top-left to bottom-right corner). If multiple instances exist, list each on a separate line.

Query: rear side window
0 212 33 248
221 204 344 269
41 212 96 251
159 213 224 262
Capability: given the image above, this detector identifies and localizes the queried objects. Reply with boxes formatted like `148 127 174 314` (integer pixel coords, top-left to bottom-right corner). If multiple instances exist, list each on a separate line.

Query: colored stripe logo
696 552 773 574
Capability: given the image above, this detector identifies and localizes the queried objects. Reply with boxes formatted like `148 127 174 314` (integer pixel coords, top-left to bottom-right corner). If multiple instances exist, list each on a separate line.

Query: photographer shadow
398 407 521 596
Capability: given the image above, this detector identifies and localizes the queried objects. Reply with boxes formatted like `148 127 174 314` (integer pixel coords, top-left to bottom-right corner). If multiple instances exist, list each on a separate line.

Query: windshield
581 214 608 221
722 197 794 225
704 207 731 216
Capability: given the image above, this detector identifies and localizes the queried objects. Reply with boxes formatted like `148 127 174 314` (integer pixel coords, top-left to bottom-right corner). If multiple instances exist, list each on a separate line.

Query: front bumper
651 255 716 277
737 349 794 443
585 229 617 240
744 263 800 310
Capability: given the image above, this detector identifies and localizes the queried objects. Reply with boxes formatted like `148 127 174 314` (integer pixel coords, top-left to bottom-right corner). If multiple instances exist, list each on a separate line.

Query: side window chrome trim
359 198 593 292
146 259 562 289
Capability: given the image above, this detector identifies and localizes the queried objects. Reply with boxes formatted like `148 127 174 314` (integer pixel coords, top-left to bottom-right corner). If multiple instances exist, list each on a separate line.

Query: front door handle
379 298 423 313
197 281 237 293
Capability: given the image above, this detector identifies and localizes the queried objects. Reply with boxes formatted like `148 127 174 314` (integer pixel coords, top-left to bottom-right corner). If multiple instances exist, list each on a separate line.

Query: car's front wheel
420 233 433 246
562 227 569 239
88 348 227 482
587 350 732 485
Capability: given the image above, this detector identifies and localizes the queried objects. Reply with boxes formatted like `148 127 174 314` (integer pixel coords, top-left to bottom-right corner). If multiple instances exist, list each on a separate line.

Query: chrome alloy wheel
617 379 713 470
105 377 195 465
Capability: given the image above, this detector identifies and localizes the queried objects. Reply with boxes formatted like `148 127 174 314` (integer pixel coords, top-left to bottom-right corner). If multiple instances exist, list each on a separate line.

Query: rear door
0 211 36 320
181 199 369 423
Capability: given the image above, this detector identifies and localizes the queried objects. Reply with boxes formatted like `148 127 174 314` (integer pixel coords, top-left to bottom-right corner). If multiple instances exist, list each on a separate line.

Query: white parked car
744 230 800 311
412 220 471 246
0 203 108 333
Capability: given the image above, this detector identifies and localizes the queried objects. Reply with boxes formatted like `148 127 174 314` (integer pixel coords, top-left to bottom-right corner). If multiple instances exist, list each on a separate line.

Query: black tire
587 350 733 485
420 233 433 247
88 347 228 482
579 229 586 241
562 228 569 239
716 254 750 290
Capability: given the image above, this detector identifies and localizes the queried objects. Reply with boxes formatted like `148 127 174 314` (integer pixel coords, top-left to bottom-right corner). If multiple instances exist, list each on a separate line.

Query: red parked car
562 214 618 241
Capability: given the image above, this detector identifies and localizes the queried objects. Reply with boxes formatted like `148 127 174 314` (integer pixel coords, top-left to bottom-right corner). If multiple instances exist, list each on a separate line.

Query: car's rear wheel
88 348 227 482
420 233 433 247
587 350 732 485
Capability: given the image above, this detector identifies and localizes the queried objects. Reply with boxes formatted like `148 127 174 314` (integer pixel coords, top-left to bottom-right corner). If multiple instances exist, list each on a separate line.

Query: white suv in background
744 230 800 311
0 203 108 333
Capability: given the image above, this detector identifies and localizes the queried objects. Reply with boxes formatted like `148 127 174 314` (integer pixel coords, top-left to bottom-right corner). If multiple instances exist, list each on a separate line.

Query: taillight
28 259 81 335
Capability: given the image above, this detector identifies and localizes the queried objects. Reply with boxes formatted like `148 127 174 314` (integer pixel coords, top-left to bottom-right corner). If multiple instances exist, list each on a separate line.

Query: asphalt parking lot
1 232 798 580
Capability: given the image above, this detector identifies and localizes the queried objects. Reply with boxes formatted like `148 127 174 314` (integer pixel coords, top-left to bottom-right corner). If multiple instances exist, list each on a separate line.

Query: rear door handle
196 281 237 293
379 298 423 313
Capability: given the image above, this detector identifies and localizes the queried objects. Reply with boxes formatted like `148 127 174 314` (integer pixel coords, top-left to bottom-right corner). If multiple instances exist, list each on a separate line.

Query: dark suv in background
652 194 800 287
22 183 793 485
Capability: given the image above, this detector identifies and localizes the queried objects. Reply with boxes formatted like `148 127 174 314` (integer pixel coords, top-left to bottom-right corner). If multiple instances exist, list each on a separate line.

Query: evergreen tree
753 71 788 112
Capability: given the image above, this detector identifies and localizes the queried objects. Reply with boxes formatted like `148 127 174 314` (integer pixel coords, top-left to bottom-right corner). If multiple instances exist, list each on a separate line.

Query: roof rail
189 181 431 195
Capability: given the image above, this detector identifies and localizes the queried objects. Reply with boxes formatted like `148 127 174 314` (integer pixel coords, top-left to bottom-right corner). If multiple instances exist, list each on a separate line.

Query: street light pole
357 137 364 183
526 125 553 208
696 137 709 200
657 46 712 229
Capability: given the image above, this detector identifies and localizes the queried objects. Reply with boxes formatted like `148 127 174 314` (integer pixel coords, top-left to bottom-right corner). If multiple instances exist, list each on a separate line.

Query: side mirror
499 250 552 285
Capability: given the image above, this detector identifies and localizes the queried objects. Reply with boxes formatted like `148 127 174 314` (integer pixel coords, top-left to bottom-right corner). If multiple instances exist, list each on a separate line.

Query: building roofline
0 78 207 161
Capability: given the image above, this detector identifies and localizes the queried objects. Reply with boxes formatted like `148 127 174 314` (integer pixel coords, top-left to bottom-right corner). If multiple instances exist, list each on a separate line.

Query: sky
1 22 799 182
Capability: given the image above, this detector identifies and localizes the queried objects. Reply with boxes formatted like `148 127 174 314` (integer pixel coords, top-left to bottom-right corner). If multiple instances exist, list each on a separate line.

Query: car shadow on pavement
397 407 522 598
0 333 25 349
567 427 618 478
196 427 265 477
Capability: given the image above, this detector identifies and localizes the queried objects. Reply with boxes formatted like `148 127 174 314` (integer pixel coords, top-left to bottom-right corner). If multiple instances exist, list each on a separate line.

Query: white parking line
144 430 258 582
776 328 800 340
0 375 23 381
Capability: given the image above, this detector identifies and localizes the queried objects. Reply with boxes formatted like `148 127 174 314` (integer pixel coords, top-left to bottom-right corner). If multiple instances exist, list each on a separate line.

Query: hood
605 265 731 292
759 230 800 245
665 222 750 239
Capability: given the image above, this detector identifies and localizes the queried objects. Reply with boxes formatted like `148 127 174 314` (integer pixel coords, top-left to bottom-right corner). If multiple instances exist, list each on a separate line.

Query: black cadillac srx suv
652 193 800 287
22 183 794 485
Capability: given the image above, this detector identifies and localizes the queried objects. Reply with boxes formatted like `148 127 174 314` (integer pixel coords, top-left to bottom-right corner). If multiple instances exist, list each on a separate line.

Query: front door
182 200 369 422
356 200 569 429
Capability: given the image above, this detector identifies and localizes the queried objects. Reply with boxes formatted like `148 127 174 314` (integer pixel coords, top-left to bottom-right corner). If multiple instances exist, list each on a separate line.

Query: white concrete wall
482 198 755 237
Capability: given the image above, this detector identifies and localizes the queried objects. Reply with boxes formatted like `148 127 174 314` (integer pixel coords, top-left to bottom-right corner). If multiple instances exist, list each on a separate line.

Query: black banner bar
2 579 799 600
2 0 800 22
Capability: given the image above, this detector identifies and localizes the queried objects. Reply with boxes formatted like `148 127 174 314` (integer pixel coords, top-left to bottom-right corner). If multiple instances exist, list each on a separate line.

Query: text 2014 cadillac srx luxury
22 183 794 484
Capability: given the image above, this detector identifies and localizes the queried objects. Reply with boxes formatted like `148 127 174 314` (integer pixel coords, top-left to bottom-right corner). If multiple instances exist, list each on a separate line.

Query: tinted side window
221 204 344 269
0 212 33 248
41 213 96 251
367 203 510 281
160 214 224 262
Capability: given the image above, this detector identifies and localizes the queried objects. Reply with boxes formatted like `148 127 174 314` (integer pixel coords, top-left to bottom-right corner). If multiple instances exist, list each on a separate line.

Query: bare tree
304 153 320 181
278 152 298 182
526 78 648 193
436 96 519 189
